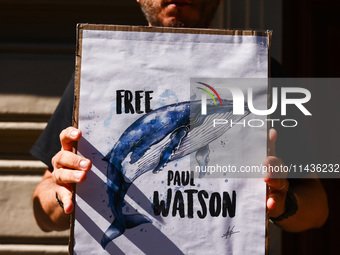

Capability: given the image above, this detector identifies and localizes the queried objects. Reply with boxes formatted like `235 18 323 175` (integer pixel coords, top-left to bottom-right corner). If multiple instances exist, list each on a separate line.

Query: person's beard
139 0 220 28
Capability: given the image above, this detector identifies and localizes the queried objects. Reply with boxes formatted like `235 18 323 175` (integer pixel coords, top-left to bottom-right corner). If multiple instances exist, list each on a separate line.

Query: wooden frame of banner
71 24 272 255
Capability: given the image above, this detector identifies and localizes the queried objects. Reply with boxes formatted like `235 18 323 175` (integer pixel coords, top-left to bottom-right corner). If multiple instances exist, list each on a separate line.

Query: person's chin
161 16 185 27
164 13 201 27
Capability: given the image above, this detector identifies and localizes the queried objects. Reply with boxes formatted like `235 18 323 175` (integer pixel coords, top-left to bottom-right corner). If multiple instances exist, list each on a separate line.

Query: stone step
0 122 47 131
0 160 47 174
0 94 59 159
0 95 59 122
0 175 69 240
0 244 68 255
0 122 46 160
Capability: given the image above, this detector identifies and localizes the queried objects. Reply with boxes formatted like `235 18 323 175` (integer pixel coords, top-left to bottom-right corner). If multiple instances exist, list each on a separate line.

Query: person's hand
264 128 288 218
51 127 92 214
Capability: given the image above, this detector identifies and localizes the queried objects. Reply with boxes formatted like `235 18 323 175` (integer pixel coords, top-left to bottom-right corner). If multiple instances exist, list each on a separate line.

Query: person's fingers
267 197 276 211
264 155 282 167
267 191 286 217
264 178 289 192
56 185 74 214
264 129 288 217
52 168 87 184
51 150 91 185
263 156 287 179
52 150 91 172
59 127 82 152
263 156 288 192
268 128 277 156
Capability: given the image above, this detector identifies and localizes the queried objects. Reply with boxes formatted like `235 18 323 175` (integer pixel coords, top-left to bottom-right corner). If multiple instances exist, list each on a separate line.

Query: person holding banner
31 0 328 236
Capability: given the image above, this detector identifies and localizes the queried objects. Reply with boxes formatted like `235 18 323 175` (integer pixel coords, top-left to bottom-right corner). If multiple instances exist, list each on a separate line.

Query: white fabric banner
74 25 269 255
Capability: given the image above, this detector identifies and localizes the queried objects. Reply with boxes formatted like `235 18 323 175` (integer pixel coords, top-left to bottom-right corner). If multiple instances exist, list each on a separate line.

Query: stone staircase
0 95 69 254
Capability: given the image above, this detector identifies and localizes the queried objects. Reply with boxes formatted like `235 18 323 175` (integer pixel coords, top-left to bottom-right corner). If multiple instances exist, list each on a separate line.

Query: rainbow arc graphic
196 82 222 115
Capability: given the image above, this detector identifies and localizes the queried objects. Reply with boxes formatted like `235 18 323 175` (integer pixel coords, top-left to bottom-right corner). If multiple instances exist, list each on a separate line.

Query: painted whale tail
101 219 124 249
101 160 152 249
101 213 152 249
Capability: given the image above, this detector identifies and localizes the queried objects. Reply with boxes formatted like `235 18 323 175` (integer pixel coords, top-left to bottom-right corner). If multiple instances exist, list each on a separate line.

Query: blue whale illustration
101 100 250 249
